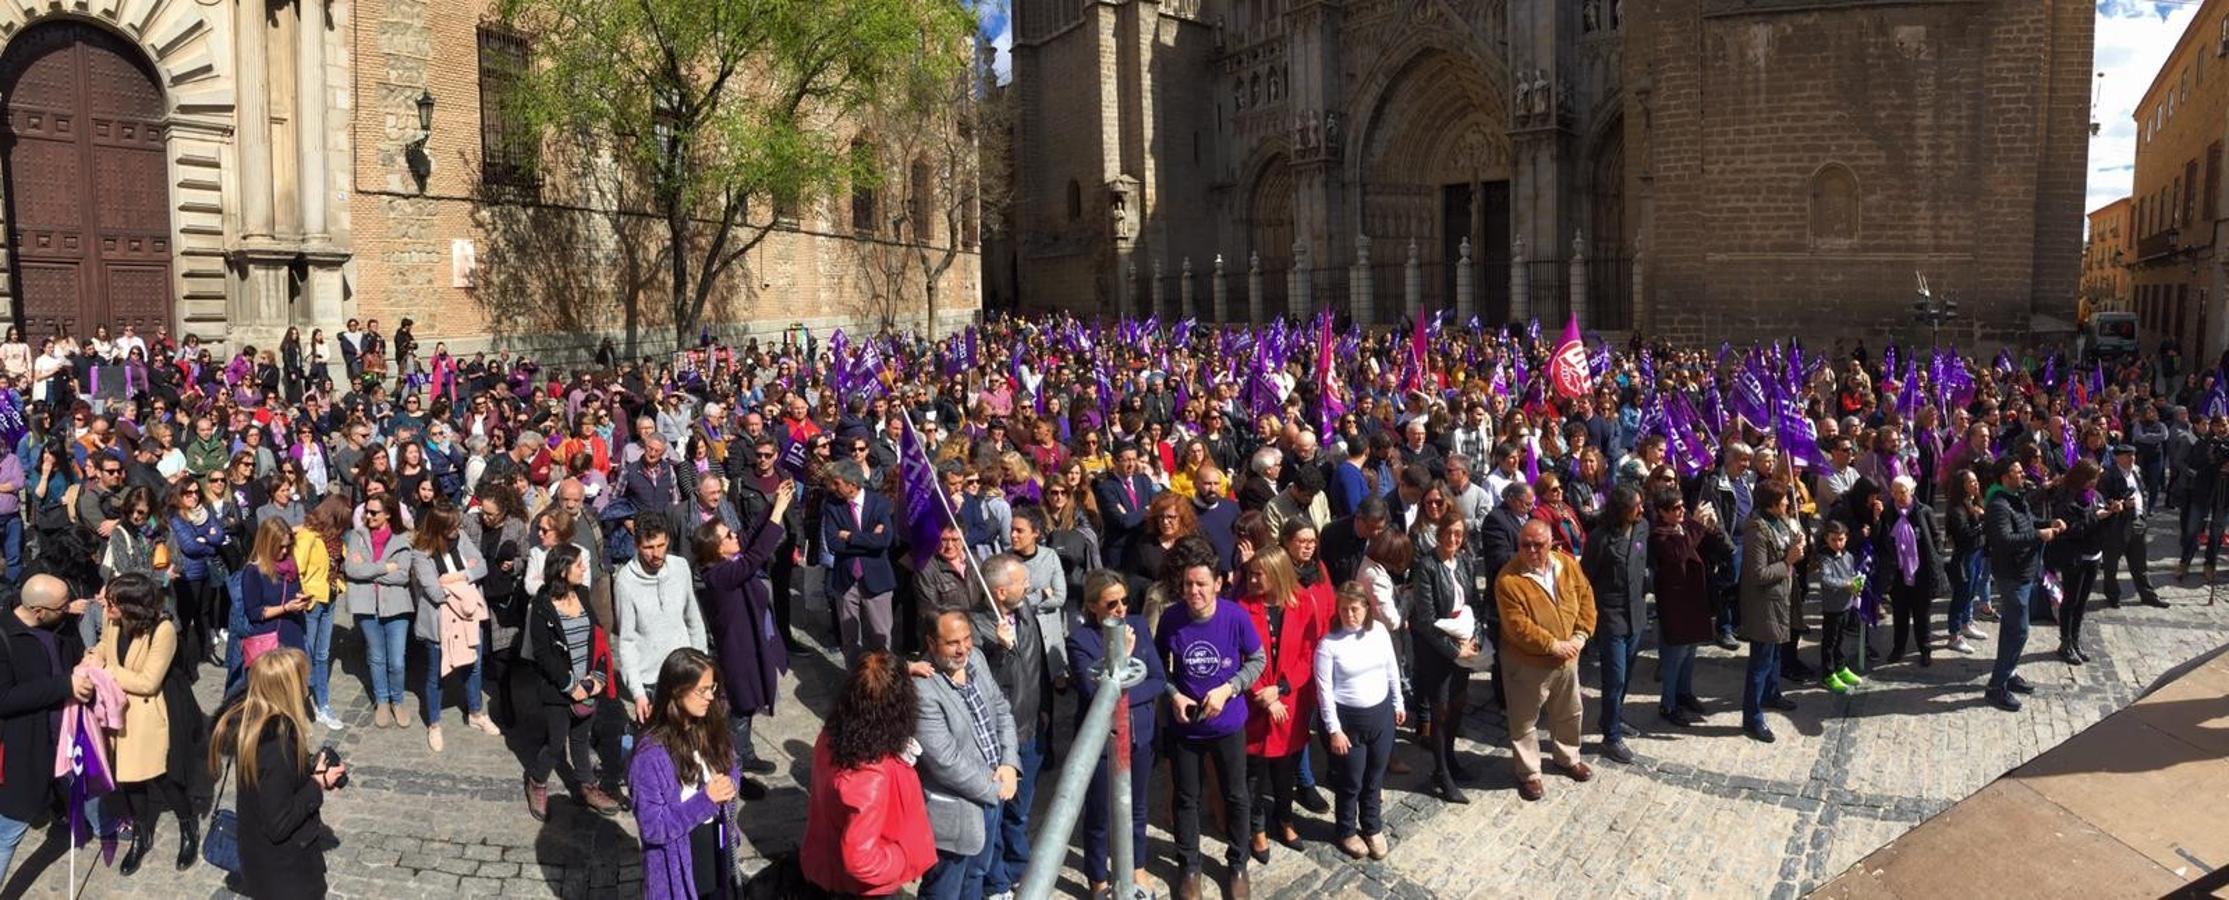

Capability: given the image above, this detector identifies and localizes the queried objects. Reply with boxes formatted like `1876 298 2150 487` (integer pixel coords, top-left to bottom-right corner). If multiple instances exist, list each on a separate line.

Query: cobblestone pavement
16 526 2229 899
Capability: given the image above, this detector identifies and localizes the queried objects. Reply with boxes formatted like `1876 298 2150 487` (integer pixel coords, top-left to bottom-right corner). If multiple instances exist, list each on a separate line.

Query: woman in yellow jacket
95 572 197 875
297 496 351 730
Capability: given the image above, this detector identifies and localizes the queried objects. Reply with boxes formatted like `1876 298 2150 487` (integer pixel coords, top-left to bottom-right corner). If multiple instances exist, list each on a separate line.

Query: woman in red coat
1236 546 1322 863
801 651 938 896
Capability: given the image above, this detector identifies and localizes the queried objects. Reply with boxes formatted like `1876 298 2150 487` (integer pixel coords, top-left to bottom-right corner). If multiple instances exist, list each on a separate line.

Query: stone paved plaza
14 527 2229 900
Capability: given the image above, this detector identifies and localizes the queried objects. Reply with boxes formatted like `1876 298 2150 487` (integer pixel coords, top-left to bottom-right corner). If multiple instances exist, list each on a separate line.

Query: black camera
316 744 349 789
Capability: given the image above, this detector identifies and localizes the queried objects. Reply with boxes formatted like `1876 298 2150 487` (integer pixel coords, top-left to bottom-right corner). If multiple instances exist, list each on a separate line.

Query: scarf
1891 504 1919 584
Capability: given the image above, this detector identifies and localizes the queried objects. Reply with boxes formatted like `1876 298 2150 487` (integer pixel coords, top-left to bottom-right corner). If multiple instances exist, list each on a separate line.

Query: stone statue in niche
1324 111 1340 146
1530 70 1551 116
1515 74 1533 119
1110 192 1131 240
1583 0 1600 32
1611 0 1623 28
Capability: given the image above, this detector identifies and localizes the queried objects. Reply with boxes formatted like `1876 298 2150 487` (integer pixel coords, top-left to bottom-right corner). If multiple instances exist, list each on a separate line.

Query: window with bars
2208 143 2222 224
478 27 540 194
850 140 878 233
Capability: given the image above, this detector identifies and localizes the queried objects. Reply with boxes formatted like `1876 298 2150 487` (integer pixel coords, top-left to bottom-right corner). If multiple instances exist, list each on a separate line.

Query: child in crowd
1816 521 1866 693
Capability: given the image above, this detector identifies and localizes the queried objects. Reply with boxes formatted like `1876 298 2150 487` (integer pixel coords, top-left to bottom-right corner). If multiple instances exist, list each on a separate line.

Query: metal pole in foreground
1019 617 1145 900
1107 617 1138 900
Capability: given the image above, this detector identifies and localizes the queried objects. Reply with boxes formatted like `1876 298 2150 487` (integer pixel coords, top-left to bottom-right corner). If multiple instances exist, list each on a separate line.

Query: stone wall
1629 0 2092 348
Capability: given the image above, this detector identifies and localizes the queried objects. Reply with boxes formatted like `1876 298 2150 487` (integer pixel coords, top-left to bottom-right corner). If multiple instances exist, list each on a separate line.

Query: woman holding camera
514 544 622 819
210 648 345 899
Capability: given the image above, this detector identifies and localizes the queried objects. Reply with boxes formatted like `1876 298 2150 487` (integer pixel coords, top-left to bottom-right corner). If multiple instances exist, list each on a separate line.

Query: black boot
120 824 153 876
177 815 200 871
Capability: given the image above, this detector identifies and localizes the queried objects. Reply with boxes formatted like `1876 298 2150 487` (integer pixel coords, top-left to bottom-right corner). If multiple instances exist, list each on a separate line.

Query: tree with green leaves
495 0 977 349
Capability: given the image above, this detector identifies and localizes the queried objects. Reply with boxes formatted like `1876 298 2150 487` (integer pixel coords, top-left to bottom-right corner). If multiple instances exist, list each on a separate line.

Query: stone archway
1353 50 1511 317
0 6 231 339
1246 155 1294 320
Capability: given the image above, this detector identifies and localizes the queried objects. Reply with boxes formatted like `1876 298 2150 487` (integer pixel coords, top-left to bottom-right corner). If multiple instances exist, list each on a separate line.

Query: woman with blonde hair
209 648 344 898
297 496 352 730
1234 545 1321 861
239 517 310 666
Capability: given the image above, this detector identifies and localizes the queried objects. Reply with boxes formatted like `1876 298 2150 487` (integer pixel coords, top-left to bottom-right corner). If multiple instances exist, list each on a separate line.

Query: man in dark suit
1475 482 1534 601
1319 496 1390 585
1 576 92 881
1093 442 1156 572
2102 445 2167 609
822 459 898 666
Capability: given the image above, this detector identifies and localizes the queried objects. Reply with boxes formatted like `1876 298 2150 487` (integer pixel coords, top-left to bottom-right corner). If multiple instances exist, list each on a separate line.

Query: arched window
1808 163 1860 245
1065 179 1083 222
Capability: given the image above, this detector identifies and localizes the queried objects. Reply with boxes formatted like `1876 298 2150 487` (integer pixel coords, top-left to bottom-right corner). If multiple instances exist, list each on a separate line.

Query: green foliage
493 0 976 343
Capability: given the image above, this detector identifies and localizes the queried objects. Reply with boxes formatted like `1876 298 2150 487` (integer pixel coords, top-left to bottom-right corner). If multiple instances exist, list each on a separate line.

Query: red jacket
801 733 937 896
1237 592 1323 758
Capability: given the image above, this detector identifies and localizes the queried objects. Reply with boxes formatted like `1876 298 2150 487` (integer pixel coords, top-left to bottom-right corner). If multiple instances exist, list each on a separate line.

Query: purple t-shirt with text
1156 599 1260 741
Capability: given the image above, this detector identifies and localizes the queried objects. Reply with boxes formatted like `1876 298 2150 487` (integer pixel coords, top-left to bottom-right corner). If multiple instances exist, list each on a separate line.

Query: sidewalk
1809 645 2229 899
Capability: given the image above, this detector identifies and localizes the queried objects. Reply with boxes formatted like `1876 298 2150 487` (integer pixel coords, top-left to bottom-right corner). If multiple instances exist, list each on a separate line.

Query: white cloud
993 14 1012 85
2087 0 2200 217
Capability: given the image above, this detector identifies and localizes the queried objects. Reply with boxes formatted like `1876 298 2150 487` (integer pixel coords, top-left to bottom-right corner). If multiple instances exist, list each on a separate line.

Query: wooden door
1 21 172 340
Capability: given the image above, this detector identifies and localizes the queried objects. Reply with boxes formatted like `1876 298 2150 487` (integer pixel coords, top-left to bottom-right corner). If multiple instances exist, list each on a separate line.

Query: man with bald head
1 575 96 879
1495 520 1598 802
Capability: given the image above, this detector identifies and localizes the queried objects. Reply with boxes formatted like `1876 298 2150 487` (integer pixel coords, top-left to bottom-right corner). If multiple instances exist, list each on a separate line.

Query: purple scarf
1892 504 1919 584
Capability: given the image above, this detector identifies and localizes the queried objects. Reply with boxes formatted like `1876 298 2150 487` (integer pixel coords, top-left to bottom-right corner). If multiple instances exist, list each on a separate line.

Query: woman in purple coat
629 648 746 900
691 478 794 781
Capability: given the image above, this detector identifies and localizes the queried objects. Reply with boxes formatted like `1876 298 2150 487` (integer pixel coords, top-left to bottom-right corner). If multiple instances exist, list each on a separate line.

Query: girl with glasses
630 648 745 900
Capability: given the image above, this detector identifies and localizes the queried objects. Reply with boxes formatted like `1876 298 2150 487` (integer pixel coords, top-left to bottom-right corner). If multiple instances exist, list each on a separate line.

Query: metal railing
1018 616 1149 900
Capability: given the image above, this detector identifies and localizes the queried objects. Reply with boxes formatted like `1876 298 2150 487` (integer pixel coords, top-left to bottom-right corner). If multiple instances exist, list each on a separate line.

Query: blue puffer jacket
170 511 228 583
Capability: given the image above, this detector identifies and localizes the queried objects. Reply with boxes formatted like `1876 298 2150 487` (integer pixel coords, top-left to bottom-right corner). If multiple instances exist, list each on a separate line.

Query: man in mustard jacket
1496 520 1599 801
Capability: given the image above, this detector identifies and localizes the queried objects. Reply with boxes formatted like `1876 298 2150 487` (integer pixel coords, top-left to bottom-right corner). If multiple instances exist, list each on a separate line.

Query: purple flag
776 439 811 480
65 705 115 847
898 416 956 571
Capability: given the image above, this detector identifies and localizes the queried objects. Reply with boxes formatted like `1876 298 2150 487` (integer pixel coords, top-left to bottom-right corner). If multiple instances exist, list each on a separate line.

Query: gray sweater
1817 550 1860 614
1016 544 1070 676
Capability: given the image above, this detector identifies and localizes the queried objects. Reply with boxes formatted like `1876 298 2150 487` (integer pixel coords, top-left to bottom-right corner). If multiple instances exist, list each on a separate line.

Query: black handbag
202 759 241 873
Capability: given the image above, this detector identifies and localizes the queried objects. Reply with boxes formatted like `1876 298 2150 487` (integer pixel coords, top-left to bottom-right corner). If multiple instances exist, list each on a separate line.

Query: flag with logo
1545 313 1593 401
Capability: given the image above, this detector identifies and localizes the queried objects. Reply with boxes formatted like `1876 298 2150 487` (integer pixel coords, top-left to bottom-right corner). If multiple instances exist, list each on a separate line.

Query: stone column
296 0 330 240
1147 257 1164 318
1248 252 1264 323
1569 230 1589 328
1292 241 1313 317
1456 237 1475 321
1213 254 1229 323
237 0 275 238
1180 257 1195 319
1404 239 1421 315
1352 235 1374 326
1511 235 1531 322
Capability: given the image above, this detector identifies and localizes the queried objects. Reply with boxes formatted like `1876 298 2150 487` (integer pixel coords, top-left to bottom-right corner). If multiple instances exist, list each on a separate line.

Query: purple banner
776 439 811 480
898 415 954 571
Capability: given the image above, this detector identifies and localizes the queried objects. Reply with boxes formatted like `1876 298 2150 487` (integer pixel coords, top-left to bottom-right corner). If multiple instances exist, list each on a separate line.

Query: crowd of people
0 310 2207 900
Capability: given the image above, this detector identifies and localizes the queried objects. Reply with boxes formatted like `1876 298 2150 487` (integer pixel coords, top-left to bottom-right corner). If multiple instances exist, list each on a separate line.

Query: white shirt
1519 556 1563 604
1315 625 1404 733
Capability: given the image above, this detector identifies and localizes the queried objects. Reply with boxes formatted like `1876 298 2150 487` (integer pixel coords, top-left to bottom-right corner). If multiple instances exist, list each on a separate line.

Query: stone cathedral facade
1008 0 2092 344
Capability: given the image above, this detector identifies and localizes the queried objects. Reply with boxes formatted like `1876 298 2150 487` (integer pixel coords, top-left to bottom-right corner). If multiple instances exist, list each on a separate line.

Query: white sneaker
317 708 345 731
1962 623 1989 641
1946 636 1974 654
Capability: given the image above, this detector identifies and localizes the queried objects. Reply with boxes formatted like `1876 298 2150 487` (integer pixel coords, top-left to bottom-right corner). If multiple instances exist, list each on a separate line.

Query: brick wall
1631 0 2092 349
346 0 980 360
2129 0 2228 359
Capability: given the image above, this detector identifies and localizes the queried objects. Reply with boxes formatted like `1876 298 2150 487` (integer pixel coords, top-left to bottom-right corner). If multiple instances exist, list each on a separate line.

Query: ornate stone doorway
0 20 173 339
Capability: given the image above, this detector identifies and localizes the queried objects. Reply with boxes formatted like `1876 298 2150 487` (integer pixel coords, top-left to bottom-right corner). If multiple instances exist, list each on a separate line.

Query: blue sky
980 1 1012 84
2089 0 2202 214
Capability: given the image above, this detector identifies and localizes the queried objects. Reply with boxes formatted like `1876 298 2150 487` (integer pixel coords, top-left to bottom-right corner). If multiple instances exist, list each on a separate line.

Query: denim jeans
0 811 30 884
989 729 1048 893
1990 578 2034 692
1658 642 1699 714
1598 632 1641 742
920 802 1000 900
1948 550 1980 633
359 614 411 706
423 636 486 724
1741 641 1784 732
0 514 22 585
306 601 338 712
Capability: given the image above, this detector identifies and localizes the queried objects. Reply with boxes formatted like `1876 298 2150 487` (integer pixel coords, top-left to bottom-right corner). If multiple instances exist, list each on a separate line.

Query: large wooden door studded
1 21 173 339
